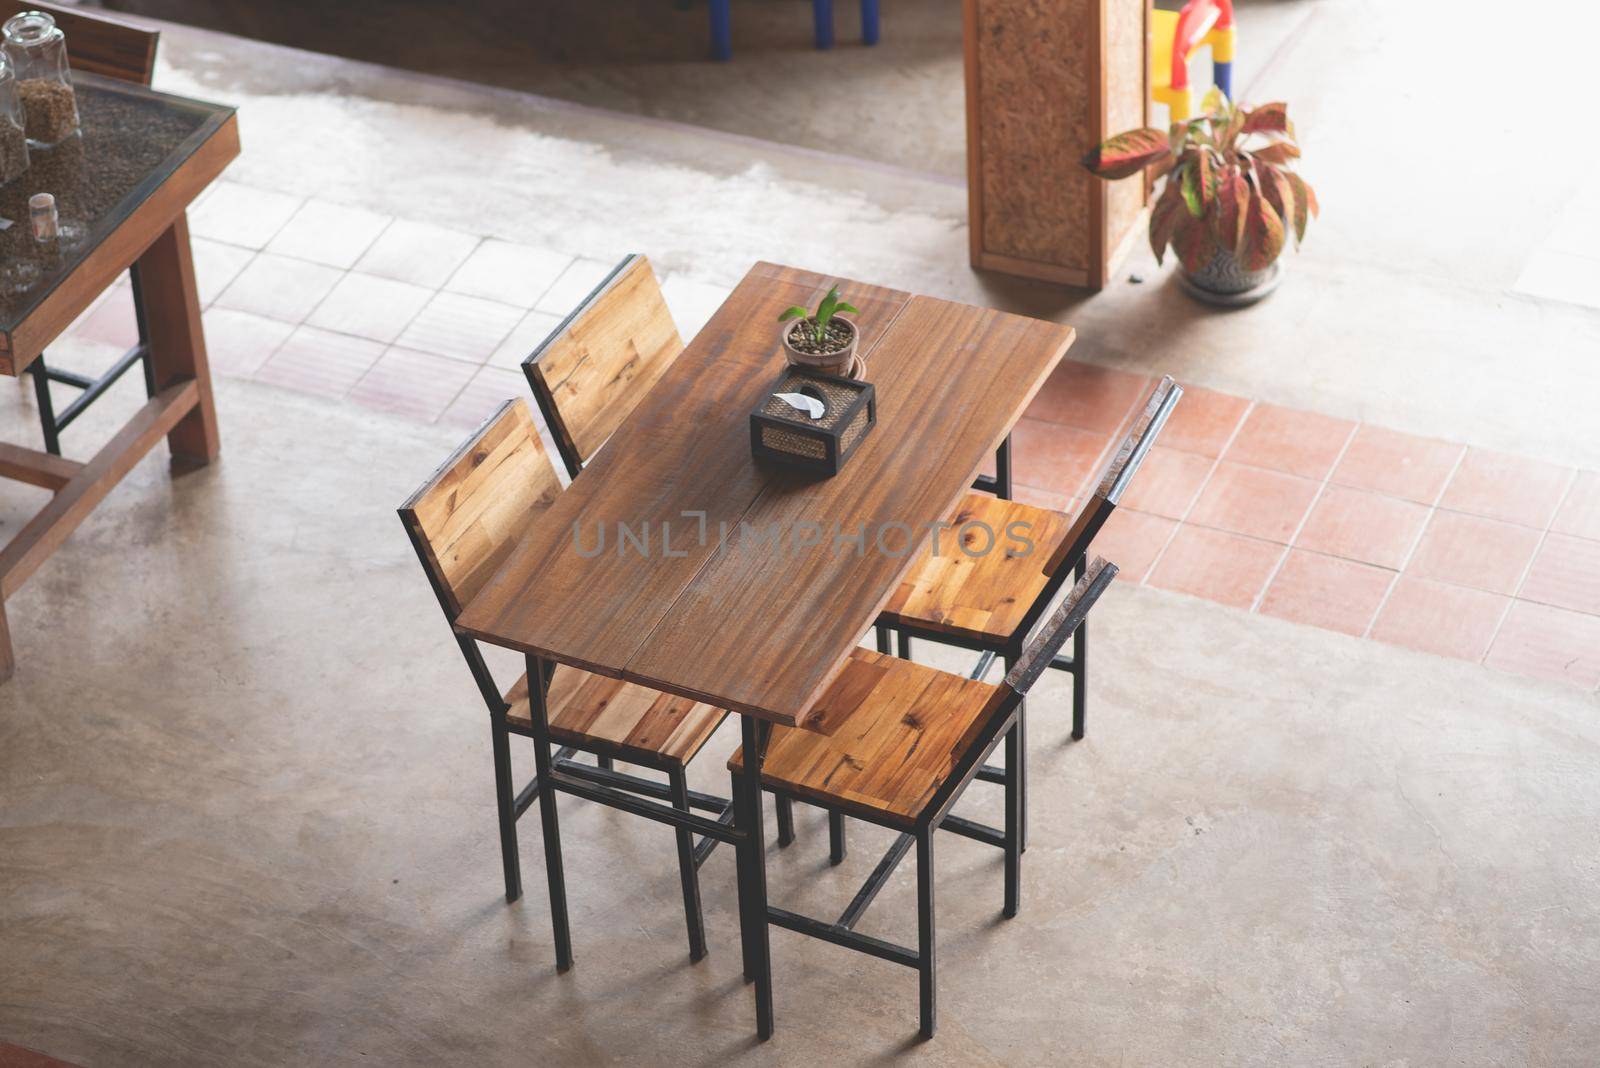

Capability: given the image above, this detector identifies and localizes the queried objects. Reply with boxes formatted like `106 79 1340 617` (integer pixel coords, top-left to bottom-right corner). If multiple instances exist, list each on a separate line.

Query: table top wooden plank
453 262 913 676
625 295 1073 723
456 262 1074 726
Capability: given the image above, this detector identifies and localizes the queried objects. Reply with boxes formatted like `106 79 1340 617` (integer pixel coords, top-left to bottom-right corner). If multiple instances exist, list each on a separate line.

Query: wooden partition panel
964 0 1149 290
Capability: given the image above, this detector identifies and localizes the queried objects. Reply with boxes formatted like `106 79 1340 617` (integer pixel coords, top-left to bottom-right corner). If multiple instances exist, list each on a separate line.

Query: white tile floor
113 181 735 432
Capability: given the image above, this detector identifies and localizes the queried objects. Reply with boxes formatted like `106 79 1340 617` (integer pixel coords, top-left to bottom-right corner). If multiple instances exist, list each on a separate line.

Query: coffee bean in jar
17 77 75 144
3 11 79 147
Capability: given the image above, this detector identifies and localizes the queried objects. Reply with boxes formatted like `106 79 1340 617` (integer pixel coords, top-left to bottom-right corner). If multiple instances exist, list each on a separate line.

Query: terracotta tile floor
70 180 1600 694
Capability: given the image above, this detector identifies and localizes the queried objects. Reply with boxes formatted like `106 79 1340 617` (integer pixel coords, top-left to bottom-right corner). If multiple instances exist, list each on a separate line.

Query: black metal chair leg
598 755 614 770
1072 621 1088 740
875 623 891 654
917 827 936 1040
1003 721 1021 918
31 359 60 457
995 434 1013 500
775 791 795 847
489 716 522 903
896 629 912 660
669 766 707 962
527 655 573 971
1005 653 1027 854
828 810 846 865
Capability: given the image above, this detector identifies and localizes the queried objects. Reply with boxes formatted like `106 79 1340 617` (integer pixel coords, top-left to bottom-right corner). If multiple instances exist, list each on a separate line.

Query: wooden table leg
137 212 220 472
0 596 14 682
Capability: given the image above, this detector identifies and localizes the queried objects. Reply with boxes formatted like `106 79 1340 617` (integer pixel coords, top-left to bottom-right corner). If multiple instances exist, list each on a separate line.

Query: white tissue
774 392 825 419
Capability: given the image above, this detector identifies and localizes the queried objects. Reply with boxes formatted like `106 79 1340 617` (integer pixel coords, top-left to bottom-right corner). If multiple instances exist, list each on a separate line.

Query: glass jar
3 10 78 147
0 51 27 183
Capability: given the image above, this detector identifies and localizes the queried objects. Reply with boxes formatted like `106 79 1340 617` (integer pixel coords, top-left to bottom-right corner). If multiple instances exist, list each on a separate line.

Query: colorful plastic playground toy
1151 0 1235 119
708 0 880 61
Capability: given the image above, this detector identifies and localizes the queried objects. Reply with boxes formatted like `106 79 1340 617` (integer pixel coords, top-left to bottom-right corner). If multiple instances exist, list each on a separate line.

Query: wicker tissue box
749 366 876 477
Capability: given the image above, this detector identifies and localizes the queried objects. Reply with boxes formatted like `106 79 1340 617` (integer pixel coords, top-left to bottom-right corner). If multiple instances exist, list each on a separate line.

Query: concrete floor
1 378 1597 1065
3 0 1600 1064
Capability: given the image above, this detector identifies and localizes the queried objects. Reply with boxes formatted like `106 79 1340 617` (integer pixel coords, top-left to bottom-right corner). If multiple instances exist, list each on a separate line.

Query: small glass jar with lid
2 10 78 147
0 51 28 183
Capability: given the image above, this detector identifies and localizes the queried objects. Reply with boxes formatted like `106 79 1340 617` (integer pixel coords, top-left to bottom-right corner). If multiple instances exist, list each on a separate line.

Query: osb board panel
972 0 1096 272
1104 0 1148 258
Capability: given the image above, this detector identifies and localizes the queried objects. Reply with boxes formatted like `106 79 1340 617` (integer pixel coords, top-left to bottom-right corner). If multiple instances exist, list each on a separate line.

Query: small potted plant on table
1081 95 1318 305
779 286 861 377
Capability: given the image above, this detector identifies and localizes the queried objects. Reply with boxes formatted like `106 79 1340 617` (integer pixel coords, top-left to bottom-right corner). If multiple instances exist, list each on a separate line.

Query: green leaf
778 306 809 322
1285 172 1314 245
1201 85 1230 118
834 302 860 316
816 287 839 325
1179 161 1205 218
1081 127 1172 179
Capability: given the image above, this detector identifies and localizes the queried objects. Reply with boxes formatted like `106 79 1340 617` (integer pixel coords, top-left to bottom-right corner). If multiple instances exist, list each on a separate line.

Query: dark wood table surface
456 261 1075 726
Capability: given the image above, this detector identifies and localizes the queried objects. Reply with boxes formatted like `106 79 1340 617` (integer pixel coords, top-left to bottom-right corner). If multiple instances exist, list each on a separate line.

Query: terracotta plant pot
780 317 860 378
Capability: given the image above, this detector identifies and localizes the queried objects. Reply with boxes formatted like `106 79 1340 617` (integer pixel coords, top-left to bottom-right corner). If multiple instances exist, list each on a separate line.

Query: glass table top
0 71 234 332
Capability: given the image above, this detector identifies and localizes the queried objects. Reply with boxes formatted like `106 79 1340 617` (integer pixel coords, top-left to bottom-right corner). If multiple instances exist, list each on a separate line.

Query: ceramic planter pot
780 317 860 378
1178 247 1283 307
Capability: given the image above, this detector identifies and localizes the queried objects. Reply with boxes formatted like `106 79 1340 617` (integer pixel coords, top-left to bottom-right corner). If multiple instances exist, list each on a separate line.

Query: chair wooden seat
505 668 727 767
729 648 1001 828
877 493 1077 645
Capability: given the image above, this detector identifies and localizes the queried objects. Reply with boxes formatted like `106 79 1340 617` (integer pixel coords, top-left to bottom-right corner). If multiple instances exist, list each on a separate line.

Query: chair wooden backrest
1014 375 1179 639
1 2 158 85
924 555 1118 823
521 254 683 479
1005 556 1118 695
399 398 563 621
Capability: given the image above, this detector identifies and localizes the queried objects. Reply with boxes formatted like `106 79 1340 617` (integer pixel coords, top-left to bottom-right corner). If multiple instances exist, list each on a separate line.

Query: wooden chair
399 398 731 962
521 252 818 850
730 557 1120 1039
862 376 1180 854
521 254 684 481
4 2 162 457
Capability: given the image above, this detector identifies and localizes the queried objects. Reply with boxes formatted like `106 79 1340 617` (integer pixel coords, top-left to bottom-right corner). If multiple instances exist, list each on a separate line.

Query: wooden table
457 261 1074 1036
0 74 237 678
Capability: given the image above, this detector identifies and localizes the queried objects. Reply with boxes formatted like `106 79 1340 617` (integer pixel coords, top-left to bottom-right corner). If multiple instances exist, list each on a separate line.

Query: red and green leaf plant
1080 94 1318 273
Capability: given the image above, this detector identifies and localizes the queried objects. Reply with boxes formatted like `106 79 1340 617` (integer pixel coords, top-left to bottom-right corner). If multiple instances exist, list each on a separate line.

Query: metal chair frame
734 559 1118 1039
867 377 1181 855
399 403 737 962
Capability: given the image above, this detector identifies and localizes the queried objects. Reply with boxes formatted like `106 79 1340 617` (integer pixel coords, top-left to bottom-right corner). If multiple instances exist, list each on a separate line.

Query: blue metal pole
814 0 835 49
710 0 732 60
861 0 880 45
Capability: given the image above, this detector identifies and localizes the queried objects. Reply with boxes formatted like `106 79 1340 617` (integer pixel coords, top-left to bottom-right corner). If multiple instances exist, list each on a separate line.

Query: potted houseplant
1081 94 1318 305
779 286 861 377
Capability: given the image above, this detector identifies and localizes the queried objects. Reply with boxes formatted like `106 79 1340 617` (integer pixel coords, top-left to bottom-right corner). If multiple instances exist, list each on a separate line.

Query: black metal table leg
875 623 891 653
896 628 912 660
775 791 795 847
734 714 774 1039
526 653 573 971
